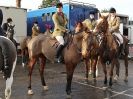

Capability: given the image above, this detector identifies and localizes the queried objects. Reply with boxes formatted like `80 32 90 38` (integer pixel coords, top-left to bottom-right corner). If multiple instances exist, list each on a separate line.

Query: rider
2 18 13 36
108 7 125 55
52 2 68 62
82 10 97 31
31 21 40 38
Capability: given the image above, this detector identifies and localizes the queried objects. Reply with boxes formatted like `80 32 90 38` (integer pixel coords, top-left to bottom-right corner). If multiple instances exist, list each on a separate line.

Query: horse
20 27 53 67
93 15 129 87
26 22 91 98
20 36 32 67
83 31 101 80
6 25 18 49
0 36 17 99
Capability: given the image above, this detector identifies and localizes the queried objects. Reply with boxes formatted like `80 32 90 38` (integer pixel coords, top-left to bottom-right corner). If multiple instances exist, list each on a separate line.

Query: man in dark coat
2 17 13 36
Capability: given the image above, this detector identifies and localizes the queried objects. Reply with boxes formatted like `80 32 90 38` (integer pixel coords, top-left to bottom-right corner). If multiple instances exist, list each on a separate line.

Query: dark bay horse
0 36 17 99
93 15 129 87
26 22 91 97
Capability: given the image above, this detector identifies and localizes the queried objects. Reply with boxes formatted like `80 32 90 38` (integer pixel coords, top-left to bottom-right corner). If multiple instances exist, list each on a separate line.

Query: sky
0 0 133 20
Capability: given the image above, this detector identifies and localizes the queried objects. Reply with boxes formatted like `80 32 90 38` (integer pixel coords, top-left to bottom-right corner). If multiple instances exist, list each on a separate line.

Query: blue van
27 3 98 36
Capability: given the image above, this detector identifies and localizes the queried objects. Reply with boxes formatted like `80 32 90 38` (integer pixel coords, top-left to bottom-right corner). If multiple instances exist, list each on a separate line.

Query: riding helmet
7 18 12 23
109 7 116 13
89 10 95 15
56 3 63 8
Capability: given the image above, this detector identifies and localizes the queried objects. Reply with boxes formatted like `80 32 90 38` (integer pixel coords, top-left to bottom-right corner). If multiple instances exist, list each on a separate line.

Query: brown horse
26 22 91 97
83 31 101 81
20 28 52 67
20 36 32 67
93 15 129 87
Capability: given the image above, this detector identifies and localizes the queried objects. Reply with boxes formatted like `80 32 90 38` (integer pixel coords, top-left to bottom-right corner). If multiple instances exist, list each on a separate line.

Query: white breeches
55 36 65 45
113 32 123 44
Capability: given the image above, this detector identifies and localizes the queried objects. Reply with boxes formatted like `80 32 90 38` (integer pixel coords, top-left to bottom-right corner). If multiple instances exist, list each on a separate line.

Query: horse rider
31 21 40 38
108 7 125 55
82 10 97 31
0 9 4 36
2 18 14 36
52 2 68 62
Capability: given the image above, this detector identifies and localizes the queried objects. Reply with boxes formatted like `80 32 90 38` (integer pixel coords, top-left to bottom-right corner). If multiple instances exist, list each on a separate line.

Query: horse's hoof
28 90 34 95
44 86 49 91
124 77 128 82
22 63 25 68
96 70 98 77
93 78 97 82
66 94 72 99
102 86 108 91
114 75 119 82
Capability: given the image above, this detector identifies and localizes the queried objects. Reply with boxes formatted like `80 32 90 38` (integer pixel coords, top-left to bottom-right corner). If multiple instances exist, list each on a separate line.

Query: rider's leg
55 36 65 62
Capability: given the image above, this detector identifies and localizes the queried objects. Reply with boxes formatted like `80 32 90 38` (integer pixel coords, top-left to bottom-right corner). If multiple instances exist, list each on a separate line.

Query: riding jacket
52 12 68 37
82 18 97 30
108 16 120 33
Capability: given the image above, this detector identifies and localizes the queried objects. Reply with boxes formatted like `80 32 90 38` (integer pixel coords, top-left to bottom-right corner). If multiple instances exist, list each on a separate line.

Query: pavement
0 58 133 99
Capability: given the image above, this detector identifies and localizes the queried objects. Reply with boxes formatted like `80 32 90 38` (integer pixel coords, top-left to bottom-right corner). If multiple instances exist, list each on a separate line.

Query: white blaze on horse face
5 55 17 99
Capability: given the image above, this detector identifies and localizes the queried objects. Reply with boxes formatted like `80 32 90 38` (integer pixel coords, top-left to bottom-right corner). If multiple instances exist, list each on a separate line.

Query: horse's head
93 14 109 34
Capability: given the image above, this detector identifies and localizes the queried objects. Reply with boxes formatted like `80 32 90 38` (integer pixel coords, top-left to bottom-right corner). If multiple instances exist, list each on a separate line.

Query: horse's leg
39 55 48 91
124 43 129 82
92 57 98 81
5 56 17 99
109 60 115 87
101 62 107 85
21 50 26 67
114 59 120 82
66 63 76 98
28 57 36 95
84 58 89 79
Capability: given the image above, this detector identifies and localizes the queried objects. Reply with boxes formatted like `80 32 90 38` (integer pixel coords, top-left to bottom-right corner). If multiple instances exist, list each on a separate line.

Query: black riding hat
7 18 12 23
109 7 116 13
89 11 95 15
56 3 63 8
34 21 38 24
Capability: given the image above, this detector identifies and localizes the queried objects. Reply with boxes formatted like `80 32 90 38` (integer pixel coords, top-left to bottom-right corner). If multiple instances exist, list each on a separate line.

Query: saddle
48 37 60 49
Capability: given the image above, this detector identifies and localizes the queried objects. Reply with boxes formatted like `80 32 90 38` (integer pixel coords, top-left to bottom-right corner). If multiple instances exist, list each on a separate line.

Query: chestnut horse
27 22 92 97
0 36 17 99
83 31 101 81
94 15 129 87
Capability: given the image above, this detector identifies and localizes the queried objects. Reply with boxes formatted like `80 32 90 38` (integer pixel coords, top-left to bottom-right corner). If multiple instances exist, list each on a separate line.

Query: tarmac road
0 57 133 99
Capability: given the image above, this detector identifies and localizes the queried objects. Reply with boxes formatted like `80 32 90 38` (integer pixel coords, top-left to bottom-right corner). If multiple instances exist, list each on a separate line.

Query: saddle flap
48 37 60 48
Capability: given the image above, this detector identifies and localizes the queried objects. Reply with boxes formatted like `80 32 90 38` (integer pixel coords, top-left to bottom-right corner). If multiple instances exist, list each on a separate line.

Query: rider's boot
55 45 64 63
120 44 125 56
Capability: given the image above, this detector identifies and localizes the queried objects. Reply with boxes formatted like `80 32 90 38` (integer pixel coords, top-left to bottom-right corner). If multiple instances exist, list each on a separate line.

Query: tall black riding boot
55 45 64 63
